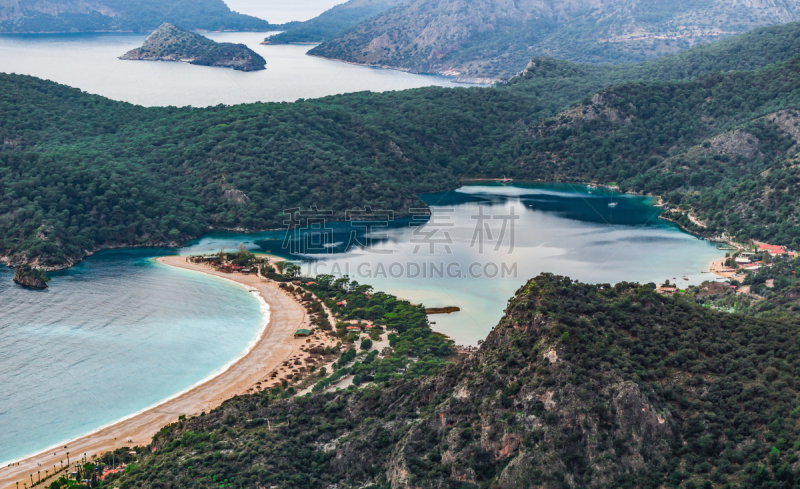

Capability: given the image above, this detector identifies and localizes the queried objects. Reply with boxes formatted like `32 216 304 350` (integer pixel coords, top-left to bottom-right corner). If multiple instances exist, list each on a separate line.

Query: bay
0 31 468 107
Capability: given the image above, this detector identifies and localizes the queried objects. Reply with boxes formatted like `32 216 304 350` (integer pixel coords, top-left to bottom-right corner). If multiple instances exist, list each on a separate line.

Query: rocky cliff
120 23 266 72
106 274 800 488
309 0 800 82
13 265 48 289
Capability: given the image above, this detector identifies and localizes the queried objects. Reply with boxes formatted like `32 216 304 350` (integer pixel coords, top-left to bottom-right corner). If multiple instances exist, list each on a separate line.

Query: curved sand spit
0 256 309 489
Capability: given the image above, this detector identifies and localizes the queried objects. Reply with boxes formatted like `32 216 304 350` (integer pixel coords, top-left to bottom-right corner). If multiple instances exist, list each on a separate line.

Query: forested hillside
3 22 800 272
0 0 272 33
104 274 800 488
309 0 800 81
266 0 408 45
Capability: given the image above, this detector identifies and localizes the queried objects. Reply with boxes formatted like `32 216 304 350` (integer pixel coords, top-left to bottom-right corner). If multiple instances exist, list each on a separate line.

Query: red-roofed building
306 281 317 286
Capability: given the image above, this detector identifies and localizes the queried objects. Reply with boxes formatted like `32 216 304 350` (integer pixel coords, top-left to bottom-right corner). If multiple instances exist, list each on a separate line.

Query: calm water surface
0 251 263 465
187 183 726 345
0 185 723 465
0 31 468 107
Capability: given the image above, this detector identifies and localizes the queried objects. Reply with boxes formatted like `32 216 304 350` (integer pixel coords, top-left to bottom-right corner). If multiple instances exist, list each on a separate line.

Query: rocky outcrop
13 265 48 289
120 23 266 72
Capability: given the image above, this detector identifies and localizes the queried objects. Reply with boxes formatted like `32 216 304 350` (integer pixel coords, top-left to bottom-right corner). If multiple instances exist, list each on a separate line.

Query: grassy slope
105 274 800 489
3 23 800 269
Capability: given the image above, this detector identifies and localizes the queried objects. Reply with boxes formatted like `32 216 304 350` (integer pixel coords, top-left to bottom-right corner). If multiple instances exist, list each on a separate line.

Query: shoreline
0 256 312 489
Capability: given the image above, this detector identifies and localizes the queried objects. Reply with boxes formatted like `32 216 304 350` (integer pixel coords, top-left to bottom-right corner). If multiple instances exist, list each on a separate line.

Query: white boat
501 175 513 184
608 202 618 208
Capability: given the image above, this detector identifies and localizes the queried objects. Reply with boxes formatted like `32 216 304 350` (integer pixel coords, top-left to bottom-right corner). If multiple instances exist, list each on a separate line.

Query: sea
0 3 726 465
0 31 468 107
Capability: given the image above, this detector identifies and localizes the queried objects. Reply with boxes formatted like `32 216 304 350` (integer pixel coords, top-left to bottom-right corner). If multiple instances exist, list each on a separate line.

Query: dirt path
0 256 310 489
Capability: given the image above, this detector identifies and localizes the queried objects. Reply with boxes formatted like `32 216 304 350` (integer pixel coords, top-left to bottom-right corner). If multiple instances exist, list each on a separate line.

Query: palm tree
66 452 69 466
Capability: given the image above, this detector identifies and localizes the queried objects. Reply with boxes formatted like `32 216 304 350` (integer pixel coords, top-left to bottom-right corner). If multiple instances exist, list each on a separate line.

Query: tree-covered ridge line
517 56 800 248
4 22 800 273
264 0 409 45
102 273 800 488
0 0 273 33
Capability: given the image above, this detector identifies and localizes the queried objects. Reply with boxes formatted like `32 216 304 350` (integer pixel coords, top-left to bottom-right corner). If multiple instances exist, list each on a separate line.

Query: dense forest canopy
103 274 800 488
0 0 272 33
3 22 800 272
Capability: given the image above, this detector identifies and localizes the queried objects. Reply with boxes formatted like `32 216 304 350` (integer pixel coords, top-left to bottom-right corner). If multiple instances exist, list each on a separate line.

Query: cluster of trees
5 22 800 273
303 274 455 388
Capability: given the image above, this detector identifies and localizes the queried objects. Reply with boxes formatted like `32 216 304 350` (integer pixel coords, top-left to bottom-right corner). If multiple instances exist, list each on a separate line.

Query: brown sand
710 258 737 279
0 256 311 489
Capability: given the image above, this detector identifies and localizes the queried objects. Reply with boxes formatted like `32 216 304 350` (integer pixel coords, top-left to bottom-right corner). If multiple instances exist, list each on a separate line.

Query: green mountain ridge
120 23 266 72
3 22 800 275
103 274 800 488
309 0 800 82
266 0 409 45
0 0 272 33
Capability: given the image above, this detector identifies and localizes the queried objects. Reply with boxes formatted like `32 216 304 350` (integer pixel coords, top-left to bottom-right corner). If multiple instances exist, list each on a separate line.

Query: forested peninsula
3 23 800 273
102 273 800 488
120 24 266 72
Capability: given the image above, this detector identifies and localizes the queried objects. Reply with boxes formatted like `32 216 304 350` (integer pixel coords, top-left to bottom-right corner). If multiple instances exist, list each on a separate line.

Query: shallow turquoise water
0 250 263 465
190 183 726 345
0 183 725 464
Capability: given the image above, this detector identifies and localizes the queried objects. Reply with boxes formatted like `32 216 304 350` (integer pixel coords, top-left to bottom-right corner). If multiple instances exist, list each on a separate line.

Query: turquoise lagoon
0 183 724 464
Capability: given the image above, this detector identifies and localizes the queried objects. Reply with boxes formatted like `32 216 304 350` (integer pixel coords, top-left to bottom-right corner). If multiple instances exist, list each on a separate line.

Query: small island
13 264 49 289
120 23 266 72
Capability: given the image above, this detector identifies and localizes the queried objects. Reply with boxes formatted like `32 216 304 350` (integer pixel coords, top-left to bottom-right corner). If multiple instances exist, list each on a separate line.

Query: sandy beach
710 258 737 279
0 256 313 489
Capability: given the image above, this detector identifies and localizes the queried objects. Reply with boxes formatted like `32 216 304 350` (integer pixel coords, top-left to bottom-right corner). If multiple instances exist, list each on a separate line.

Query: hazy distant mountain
309 0 800 82
266 0 409 45
0 0 272 33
